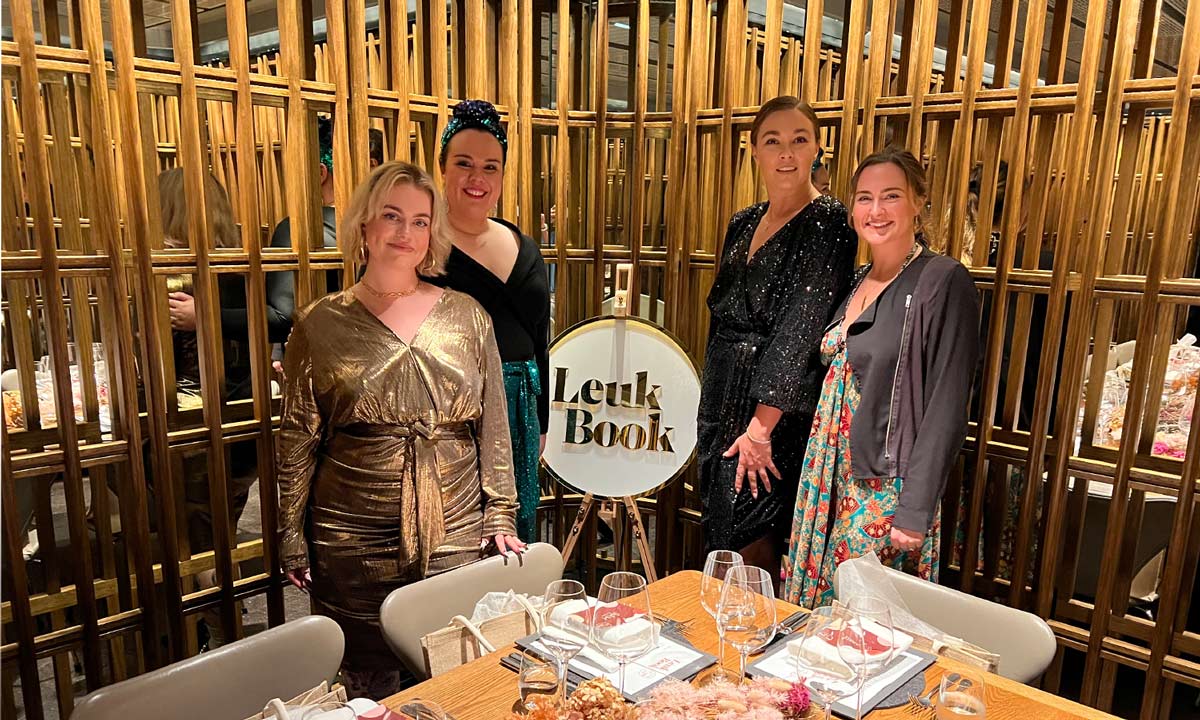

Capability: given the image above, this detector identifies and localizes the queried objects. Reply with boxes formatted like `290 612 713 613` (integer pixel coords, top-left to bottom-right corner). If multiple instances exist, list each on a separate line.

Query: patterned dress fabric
783 322 940 608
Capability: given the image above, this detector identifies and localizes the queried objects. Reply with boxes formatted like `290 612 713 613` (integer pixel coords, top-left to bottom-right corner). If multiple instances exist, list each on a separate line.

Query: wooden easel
555 263 658 582
560 493 658 583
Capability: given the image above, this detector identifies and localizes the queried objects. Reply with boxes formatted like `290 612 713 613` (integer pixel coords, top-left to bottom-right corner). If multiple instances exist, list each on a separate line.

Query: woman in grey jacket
783 148 981 608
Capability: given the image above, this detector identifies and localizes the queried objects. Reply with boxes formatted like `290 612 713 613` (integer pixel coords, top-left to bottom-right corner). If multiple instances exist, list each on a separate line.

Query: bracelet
746 430 772 445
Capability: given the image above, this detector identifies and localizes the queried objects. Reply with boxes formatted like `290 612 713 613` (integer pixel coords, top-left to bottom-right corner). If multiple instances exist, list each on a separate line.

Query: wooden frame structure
1 1 1198 718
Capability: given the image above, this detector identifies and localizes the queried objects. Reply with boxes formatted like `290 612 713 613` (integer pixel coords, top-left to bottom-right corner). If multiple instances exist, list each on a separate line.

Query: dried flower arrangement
507 677 812 720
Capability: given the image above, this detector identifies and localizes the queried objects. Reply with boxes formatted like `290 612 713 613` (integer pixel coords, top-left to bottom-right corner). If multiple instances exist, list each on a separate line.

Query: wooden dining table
384 570 1117 719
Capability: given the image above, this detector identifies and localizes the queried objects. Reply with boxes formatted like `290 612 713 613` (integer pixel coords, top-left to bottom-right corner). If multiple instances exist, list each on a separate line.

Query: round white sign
543 316 700 498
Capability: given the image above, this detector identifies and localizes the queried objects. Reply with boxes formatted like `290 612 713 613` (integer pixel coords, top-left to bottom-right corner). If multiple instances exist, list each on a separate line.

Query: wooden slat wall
2 2 1199 718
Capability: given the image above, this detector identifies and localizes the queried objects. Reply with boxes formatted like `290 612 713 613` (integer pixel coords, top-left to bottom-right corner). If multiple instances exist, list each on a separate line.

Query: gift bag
243 682 348 720
420 593 542 677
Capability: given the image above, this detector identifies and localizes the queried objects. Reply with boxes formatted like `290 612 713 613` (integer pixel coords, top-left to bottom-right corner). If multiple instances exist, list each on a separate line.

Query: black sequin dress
698 196 857 552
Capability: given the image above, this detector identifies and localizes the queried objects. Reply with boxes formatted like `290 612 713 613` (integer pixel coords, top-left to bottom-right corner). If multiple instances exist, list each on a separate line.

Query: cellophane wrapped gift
1089 336 1199 459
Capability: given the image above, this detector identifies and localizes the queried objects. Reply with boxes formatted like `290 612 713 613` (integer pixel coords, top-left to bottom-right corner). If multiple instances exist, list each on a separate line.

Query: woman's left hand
490 533 527 557
889 525 923 552
168 292 197 331
538 434 547 455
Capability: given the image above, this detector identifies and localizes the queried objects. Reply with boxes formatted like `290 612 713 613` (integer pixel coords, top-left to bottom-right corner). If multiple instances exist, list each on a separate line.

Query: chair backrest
72 615 343 720
858 565 1056 684
380 542 564 679
1073 488 1175 602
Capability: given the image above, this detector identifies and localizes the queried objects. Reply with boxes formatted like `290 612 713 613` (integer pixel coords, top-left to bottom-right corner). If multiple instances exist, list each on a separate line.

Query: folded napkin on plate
787 617 913 666
544 600 620 673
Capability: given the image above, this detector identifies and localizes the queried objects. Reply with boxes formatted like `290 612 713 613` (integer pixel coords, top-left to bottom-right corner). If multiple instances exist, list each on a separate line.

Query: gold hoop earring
357 245 366 265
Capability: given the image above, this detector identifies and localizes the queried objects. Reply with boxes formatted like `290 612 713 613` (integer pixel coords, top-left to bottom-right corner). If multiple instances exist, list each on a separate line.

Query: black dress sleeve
217 274 249 340
531 252 551 434
264 219 297 344
749 209 857 414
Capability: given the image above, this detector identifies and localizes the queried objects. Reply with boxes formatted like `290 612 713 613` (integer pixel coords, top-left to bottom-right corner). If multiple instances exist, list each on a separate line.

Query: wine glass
541 579 589 704
716 565 777 684
700 549 743 682
788 606 858 720
590 571 657 696
837 596 897 720
937 668 987 718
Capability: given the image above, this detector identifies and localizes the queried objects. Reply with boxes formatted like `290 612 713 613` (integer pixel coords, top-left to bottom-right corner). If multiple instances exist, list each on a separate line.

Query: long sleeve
217 275 249 340
264 219 298 343
533 259 551 434
896 263 981 533
749 214 856 414
475 310 519 537
275 316 324 570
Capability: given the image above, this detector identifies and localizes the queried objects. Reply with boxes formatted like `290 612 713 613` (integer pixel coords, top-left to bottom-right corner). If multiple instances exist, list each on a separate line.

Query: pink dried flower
781 683 811 717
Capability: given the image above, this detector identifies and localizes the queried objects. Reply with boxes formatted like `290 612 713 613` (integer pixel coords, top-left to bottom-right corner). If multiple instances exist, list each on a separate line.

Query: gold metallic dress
277 288 518 671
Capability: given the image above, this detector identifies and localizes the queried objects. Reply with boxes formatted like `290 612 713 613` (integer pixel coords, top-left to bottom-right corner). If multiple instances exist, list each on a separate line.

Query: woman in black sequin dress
698 97 857 577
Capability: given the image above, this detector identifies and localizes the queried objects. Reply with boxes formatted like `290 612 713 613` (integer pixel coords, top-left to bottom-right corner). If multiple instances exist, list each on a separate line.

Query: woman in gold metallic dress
276 161 525 698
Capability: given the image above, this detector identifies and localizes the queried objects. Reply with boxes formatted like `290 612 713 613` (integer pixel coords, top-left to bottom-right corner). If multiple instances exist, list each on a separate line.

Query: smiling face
751 108 819 195
362 182 433 272
851 162 923 249
442 129 505 221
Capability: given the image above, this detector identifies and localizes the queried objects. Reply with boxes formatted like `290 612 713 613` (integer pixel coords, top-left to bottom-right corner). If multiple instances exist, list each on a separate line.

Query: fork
908 672 961 714
653 612 695 638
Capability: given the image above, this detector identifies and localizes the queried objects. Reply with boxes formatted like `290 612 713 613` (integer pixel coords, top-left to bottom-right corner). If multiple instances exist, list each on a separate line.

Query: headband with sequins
439 99 508 165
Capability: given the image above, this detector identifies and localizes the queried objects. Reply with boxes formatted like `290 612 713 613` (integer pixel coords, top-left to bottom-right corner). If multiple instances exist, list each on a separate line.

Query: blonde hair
157 167 240 250
340 161 450 277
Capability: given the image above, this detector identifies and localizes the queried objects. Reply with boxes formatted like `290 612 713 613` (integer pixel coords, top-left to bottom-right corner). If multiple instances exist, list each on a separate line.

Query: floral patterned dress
782 321 941 609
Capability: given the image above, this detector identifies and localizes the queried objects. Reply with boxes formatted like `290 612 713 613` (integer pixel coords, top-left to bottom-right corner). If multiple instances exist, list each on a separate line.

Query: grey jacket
833 249 981 533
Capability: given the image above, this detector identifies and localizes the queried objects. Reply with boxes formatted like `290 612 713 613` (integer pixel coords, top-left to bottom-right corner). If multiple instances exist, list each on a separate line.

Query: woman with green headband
432 99 550 543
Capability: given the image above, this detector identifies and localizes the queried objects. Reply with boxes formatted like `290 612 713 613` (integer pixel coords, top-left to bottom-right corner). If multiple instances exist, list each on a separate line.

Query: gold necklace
855 241 921 312
360 278 420 298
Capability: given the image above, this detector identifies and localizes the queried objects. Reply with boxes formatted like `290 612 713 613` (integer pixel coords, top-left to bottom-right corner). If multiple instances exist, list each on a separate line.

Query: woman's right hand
723 432 781 499
286 567 311 592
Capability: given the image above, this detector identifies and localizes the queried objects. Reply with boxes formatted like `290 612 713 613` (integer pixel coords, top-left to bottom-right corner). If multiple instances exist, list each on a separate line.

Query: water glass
517 652 559 711
937 668 987 718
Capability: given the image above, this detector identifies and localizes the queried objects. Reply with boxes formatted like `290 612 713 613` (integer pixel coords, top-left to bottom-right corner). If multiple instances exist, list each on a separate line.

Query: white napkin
544 600 619 673
787 618 912 667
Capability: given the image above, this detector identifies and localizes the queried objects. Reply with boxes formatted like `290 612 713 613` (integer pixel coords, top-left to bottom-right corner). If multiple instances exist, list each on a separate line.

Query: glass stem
557 656 568 705
855 674 865 720
717 631 727 670
618 659 627 696
738 651 748 685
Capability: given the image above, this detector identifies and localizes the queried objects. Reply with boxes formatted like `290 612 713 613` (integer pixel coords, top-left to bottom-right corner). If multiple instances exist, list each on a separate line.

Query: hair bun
451 99 501 123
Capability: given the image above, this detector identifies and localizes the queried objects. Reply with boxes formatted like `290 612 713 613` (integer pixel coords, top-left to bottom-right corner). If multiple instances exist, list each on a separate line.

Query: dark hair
750 96 820 145
850 146 937 245
369 128 385 166
317 115 334 172
439 99 508 167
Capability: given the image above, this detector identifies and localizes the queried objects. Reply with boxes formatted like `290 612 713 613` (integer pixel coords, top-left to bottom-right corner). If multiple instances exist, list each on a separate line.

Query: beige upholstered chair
839 564 1056 684
72 615 343 720
380 542 565 679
